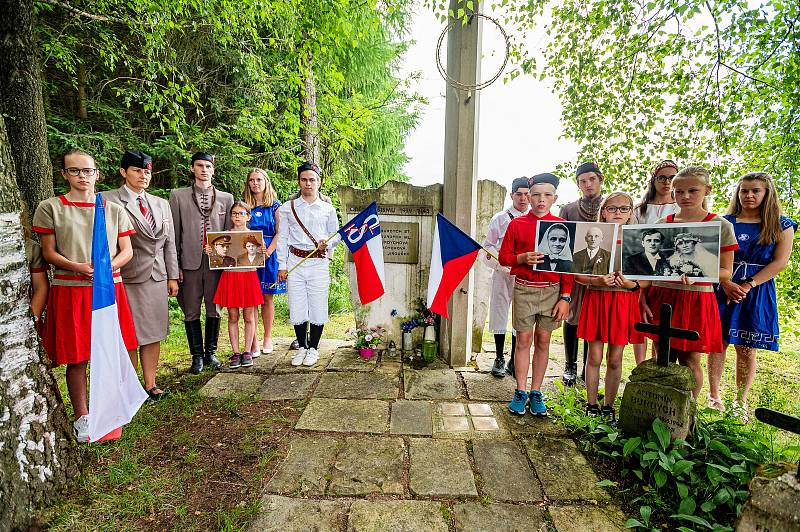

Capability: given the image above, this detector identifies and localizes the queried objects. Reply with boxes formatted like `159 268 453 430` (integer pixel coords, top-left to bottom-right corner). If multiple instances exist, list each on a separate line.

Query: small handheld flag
88 194 147 442
338 202 385 304
426 213 482 318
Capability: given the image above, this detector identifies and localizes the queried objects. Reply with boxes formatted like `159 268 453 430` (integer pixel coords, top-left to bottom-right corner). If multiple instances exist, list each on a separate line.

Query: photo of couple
206 231 266 270
533 220 618 276
621 222 722 282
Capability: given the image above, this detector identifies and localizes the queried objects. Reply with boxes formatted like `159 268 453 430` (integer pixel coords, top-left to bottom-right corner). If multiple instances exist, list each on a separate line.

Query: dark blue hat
297 161 321 177
511 177 530 193
528 173 560 189
576 161 602 178
191 151 215 165
121 150 152 170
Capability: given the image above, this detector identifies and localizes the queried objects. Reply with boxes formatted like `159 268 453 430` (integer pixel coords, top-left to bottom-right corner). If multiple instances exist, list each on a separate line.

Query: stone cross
634 304 699 367
755 408 800 477
441 0 483 367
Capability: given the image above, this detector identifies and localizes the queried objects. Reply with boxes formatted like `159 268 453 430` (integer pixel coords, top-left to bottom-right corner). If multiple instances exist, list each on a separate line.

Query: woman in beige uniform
103 150 179 401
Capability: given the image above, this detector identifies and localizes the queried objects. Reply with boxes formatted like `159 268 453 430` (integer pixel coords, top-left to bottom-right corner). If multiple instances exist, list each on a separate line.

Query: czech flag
427 213 482 318
87 194 148 443
338 201 385 304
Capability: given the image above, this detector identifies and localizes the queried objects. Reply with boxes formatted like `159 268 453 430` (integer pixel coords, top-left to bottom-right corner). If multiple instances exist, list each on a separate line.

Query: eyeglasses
655 174 677 183
64 167 98 177
603 206 632 213
231 211 249 217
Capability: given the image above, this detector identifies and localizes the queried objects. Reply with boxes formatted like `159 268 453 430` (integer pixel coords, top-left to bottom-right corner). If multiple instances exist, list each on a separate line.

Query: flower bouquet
661 260 705 278
348 325 385 359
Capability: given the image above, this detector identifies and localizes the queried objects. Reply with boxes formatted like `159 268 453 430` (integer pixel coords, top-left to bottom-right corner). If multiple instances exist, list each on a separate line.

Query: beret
575 161 602 178
511 177 530 193
191 151 215 165
528 173 560 189
297 161 321 177
120 150 152 170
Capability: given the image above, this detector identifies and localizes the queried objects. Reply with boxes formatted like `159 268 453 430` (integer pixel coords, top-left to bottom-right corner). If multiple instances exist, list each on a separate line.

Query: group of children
496 163 795 423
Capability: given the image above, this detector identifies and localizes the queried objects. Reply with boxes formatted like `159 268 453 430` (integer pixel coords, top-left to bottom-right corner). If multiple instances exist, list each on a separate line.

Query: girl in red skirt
210 201 264 369
577 192 644 421
640 166 738 398
33 149 137 442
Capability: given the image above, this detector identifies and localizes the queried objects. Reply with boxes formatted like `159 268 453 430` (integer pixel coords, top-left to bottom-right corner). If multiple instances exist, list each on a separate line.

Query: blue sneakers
528 390 548 416
508 389 529 415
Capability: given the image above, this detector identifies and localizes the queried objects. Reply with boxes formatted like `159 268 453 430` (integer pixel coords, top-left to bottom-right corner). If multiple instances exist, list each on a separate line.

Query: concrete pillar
441 2 482 367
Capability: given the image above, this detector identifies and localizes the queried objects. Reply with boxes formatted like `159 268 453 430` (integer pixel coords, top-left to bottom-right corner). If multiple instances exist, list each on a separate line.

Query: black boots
186 320 204 374
204 316 222 370
505 334 516 377
563 322 578 386
492 333 506 377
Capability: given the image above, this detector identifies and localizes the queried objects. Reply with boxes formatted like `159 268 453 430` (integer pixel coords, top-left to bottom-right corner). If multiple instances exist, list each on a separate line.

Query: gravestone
619 304 698 440
337 180 504 352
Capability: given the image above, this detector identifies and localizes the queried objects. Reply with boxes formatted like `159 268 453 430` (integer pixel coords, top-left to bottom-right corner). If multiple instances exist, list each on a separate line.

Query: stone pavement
202 338 628 531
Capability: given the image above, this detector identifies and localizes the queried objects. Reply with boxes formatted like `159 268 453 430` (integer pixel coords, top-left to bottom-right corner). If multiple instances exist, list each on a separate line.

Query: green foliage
35 0 420 195
551 386 791 530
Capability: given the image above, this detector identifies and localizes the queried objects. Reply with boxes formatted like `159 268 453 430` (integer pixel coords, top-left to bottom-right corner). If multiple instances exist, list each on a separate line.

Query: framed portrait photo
620 222 722 282
207 230 265 271
533 220 618 276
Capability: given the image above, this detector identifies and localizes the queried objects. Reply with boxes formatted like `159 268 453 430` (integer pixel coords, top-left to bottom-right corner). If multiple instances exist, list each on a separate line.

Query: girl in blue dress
244 168 286 355
707 172 796 420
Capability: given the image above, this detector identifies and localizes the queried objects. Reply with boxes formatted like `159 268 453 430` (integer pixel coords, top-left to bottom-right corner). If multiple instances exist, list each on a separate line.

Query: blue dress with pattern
249 202 287 295
715 214 796 351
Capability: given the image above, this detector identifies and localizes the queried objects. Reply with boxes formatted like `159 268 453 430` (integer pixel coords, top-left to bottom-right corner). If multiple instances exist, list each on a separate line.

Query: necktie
138 196 156 232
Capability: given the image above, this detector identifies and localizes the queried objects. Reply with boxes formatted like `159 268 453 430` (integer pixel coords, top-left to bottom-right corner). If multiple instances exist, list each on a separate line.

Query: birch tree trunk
0 116 78 531
0 0 55 216
299 50 320 163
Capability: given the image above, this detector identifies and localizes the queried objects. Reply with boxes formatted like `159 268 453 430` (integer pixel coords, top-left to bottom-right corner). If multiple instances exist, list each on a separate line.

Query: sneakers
241 352 254 367
508 389 529 415
251 348 261 359
585 403 601 416
229 353 242 369
491 355 506 377
707 393 726 413
528 390 548 416
291 348 307 366
73 415 89 443
600 404 617 425
303 347 319 366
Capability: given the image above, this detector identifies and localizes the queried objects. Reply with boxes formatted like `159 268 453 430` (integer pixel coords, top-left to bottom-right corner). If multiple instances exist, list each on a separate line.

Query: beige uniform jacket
169 185 234 271
104 186 179 283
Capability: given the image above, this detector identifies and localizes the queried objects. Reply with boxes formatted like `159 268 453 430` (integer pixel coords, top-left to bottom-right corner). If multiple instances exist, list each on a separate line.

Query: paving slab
347 500 449 532
472 416 500 431
472 440 542 502
522 436 610 502
468 403 493 416
327 349 377 372
248 495 346 532
375 358 402 377
441 402 465 416
198 373 264 398
453 502 547 532
313 371 399 400
240 351 280 374
409 438 477 497
549 505 627 532
258 373 319 401
404 368 464 400
432 402 510 440
295 398 390 434
462 372 516 402
266 435 339 496
328 436 405 496
493 403 570 437
442 416 469 432
390 400 433 436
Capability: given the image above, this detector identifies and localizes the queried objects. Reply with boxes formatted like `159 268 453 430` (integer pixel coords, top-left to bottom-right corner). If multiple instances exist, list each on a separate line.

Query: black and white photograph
207 230 265 270
533 220 618 276
620 222 722 282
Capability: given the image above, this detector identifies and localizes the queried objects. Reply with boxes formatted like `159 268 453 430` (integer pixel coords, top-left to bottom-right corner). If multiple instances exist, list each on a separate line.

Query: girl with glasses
633 160 680 224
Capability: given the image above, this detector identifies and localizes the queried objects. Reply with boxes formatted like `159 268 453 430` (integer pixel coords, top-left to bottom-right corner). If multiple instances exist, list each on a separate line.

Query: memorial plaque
346 204 433 216
346 220 419 264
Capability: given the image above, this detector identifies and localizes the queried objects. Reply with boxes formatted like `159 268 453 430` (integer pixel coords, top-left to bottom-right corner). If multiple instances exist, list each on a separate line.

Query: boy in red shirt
499 173 574 415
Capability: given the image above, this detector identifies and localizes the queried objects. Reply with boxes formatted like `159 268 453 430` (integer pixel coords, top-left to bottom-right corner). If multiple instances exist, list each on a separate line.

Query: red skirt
42 283 138 366
643 285 722 353
577 289 644 346
213 270 264 308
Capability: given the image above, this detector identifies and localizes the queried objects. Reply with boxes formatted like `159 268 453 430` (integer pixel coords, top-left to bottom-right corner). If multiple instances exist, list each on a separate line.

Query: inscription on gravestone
347 205 423 264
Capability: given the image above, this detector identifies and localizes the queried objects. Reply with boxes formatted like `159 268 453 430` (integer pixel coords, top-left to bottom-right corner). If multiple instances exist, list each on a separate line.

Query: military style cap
576 161 602 178
121 150 153 170
528 173 560 189
297 161 321 177
511 177 530 193
210 234 232 245
191 151 216 165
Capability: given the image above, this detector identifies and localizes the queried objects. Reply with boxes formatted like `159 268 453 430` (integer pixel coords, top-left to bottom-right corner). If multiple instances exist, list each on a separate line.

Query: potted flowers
349 325 385 359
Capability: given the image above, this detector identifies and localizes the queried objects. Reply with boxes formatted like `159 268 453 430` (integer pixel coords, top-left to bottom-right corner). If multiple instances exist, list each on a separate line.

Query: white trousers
287 254 330 326
488 269 515 334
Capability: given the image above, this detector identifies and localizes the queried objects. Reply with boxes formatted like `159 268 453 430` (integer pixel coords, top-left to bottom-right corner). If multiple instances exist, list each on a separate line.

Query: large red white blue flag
427 213 482 318
88 194 148 442
338 201 385 304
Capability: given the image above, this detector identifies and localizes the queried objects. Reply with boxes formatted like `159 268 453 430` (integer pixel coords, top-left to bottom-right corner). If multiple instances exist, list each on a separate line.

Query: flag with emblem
338 201 385 304
427 213 482 318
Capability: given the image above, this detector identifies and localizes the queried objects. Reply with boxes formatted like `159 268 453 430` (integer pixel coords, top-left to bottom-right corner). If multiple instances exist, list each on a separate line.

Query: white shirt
123 184 151 208
586 247 598 260
276 196 340 270
482 206 528 271
645 251 660 269
632 202 680 224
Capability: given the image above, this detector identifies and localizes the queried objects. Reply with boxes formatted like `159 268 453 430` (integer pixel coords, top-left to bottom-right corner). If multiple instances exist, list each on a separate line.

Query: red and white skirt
643 285 722 353
42 283 138 366
578 288 644 346
213 270 264 308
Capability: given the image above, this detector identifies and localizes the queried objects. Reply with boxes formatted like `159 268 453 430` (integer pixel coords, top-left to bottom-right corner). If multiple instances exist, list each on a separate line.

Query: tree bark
77 62 88 119
0 0 55 219
299 50 320 163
